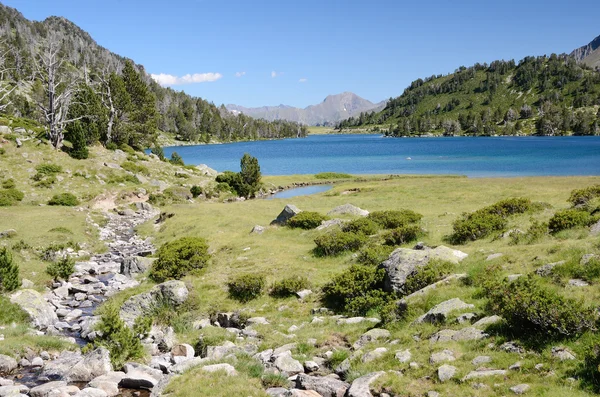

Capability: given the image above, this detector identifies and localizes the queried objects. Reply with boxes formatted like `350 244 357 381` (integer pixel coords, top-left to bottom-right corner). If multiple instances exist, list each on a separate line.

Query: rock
120 256 154 276
20 279 34 288
195 164 218 177
327 204 369 217
437 364 457 382
591 220 600 236
581 254 599 265
120 364 162 390
201 363 237 376
286 390 322 397
507 274 522 282
353 329 390 349
334 359 350 376
42 348 112 383
510 384 530 395
266 388 289 397
462 369 507 380
427 392 440 397
0 229 16 239
381 246 468 293
430 350 455 364
120 280 188 325
535 261 565 277
361 348 388 363
0 385 28 397
451 327 487 341
271 205 302 225
395 349 411 363
551 346 576 361
171 344 195 359
500 342 524 354
337 317 379 325
250 225 266 234
88 372 125 397
317 219 345 231
486 253 503 261
10 289 58 329
73 388 108 397
246 316 270 326
568 279 589 287
31 357 44 367
30 381 71 397
205 341 239 360
472 356 492 366
509 362 522 371
473 315 502 329
347 372 385 397
296 290 313 300
416 298 475 324
19 358 31 367
428 329 458 343
170 357 210 374
15 138 21 148
0 355 17 373
274 352 304 375
456 313 477 324
0 126 11 134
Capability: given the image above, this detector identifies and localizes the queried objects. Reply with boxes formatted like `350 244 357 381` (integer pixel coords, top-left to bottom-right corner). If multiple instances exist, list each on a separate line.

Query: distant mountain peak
571 34 600 69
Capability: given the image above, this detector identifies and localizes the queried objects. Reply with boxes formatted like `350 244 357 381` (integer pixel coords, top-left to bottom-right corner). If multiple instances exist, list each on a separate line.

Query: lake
162 134 600 177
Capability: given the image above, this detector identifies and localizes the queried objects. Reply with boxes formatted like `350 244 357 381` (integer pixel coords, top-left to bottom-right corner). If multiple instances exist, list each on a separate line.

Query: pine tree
0 247 20 292
121 61 158 149
169 152 184 166
238 153 261 198
66 120 89 159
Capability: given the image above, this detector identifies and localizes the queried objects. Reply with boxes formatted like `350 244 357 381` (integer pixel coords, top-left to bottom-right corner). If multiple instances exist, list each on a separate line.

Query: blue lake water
267 185 333 200
162 135 600 177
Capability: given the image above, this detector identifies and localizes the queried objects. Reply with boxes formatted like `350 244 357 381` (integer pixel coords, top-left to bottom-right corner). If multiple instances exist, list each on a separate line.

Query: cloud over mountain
150 72 223 86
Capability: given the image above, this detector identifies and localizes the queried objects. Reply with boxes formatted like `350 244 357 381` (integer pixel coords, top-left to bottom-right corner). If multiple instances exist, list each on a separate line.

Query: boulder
416 298 475 324
327 204 369 217
361 348 388 363
170 357 210 374
250 225 266 234
303 361 320 373
472 356 492 366
535 261 565 277
120 256 154 276
395 349 411 363
120 364 163 390
171 344 195 359
266 388 289 397
347 372 385 397
10 289 58 329
429 350 455 364
120 281 188 325
73 388 108 397
551 346 576 361
462 369 507 381
591 220 600 236
0 355 17 373
353 329 390 349
295 374 350 397
472 316 502 329
205 341 239 361
0 385 27 396
271 205 302 226
42 348 111 383
0 230 16 239
317 219 346 231
510 384 530 395
201 363 237 376
380 246 468 293
437 364 457 382
88 372 125 397
274 352 304 375
30 381 75 397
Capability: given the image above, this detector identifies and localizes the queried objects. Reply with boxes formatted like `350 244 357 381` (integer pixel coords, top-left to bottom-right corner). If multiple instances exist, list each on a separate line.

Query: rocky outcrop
347 372 385 397
120 256 155 276
10 289 58 329
120 280 189 325
416 298 474 324
295 374 350 397
271 205 302 225
0 355 17 373
327 204 369 217
380 246 468 293
41 348 112 382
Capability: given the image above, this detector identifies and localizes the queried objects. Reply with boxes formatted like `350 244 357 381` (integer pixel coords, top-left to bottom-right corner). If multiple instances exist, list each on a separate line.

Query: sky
2 0 600 108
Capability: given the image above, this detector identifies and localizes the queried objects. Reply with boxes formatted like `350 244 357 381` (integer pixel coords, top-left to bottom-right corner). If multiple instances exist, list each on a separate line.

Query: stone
427 392 440 397
462 369 507 380
304 361 320 372
416 298 475 324
507 274 522 282
581 254 599 265
250 225 266 234
73 388 108 397
337 317 379 325
19 358 31 367
395 349 411 363
472 356 492 366
21 279 34 288
120 280 188 325
510 384 530 395
0 126 10 134
451 327 487 341
473 315 502 329
535 261 565 277
380 246 468 293
500 342 524 354
89 372 125 396
119 371 159 390
0 355 17 373
171 344 195 359
42 348 112 383
317 219 346 231
430 350 455 364
0 229 16 239
201 363 237 376
347 372 385 397
274 352 304 375
334 359 350 376
0 385 28 396
486 253 503 261
286 390 322 397
246 316 270 326
353 328 390 349
266 388 289 397
551 346 576 361
509 362 522 371
31 357 44 367
120 256 154 276
361 348 388 363
456 313 477 324
429 329 458 343
170 357 210 374
590 220 600 236
437 364 457 382
568 279 589 287
271 205 302 225
296 289 313 300
30 381 70 397
327 204 369 217
10 289 58 329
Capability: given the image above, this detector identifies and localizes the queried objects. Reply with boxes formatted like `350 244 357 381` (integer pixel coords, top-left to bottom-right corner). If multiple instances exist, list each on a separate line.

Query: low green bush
35 163 62 176
270 276 310 298
106 173 140 185
148 187 192 206
170 152 185 166
190 185 203 198
555 257 600 283
342 218 379 235
121 161 150 176
449 211 506 244
149 237 210 282
383 225 425 246
367 210 423 229
548 209 595 233
46 257 75 280
1 179 15 189
287 211 328 229
314 230 367 256
227 274 265 302
486 274 595 336
569 185 600 207
48 193 79 206
314 172 353 179
509 219 548 245
356 245 394 266
0 247 20 292
403 259 454 295
482 197 533 217
0 188 24 206
322 264 388 315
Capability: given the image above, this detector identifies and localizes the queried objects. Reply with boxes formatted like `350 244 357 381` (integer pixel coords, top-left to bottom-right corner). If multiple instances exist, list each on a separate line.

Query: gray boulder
274 352 304 375
41 348 111 383
416 298 474 324
462 369 507 380
30 382 78 397
295 374 350 397
591 220 600 236
120 363 163 390
88 372 125 397
380 246 468 293
250 225 266 234
353 329 390 349
327 204 369 217
0 385 28 396
361 348 387 363
437 364 457 382
271 205 302 225
510 384 530 395
10 289 58 329
201 363 237 376
0 355 17 373
430 350 455 364
120 281 188 325
120 256 155 276
73 388 108 397
395 349 411 363
347 372 385 397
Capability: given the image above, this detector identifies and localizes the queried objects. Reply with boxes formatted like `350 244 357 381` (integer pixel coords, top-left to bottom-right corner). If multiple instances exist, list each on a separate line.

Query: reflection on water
267 185 333 199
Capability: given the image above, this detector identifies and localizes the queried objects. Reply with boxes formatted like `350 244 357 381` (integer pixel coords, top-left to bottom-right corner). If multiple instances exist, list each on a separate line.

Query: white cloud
271 70 284 78
235 71 246 77
150 72 223 86
299 78 308 83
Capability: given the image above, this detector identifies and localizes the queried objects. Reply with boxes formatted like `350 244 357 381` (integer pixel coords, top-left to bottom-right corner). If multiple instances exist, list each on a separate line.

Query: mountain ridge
571 34 600 70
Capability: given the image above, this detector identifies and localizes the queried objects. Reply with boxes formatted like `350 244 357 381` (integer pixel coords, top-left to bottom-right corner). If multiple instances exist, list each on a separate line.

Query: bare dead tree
35 35 82 149
0 44 18 112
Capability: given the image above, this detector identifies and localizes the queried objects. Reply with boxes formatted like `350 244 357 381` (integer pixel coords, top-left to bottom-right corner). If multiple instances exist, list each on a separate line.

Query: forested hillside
338 55 600 137
0 4 307 150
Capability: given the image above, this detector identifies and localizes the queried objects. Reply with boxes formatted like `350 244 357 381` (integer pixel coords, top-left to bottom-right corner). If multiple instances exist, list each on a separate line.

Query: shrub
314 172 353 179
555 257 600 283
569 185 600 207
170 152 184 166
227 274 265 302
190 185 203 198
149 237 210 282
0 247 20 292
342 218 379 235
356 245 393 266
486 274 595 336
548 209 594 233
216 171 240 187
35 163 62 176
238 153 262 198
66 120 89 159
48 193 79 206
314 231 367 256
449 211 506 244
383 225 425 246
367 210 422 229
46 257 75 280
151 146 166 161
106 173 140 185
482 197 532 217
288 211 328 230
0 188 24 206
261 373 290 388
270 276 310 298
322 265 388 314
1 179 15 189
121 161 150 176
509 219 548 245
403 259 454 295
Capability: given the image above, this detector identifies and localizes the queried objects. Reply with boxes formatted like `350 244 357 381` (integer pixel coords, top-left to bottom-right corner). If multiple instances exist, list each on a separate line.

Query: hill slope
0 4 307 146
227 92 385 126
571 34 600 70
338 55 600 137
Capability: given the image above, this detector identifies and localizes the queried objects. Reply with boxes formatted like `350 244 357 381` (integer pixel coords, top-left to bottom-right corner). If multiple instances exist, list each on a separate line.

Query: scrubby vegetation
383 224 425 245
0 247 20 292
314 230 367 256
403 259 454 295
227 274 265 302
549 208 596 233
48 193 79 206
341 218 379 235
149 237 210 282
287 211 328 229
367 209 423 229
46 257 75 281
314 172 353 179
270 276 310 298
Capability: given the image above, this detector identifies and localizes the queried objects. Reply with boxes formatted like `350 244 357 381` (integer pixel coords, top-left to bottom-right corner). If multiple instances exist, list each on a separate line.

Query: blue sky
3 0 600 108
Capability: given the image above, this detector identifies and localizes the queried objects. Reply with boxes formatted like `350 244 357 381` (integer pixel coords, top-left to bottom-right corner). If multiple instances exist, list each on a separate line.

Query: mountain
0 4 307 147
227 92 386 126
571 34 600 70
338 55 600 137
